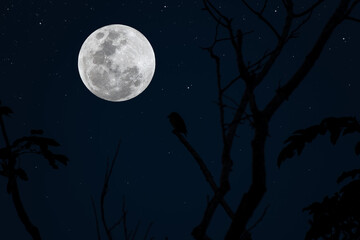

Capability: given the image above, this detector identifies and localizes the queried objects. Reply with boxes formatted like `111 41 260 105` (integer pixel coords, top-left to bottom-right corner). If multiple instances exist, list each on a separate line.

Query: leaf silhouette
278 117 360 167
0 106 13 117
337 169 360 183
28 136 60 147
278 145 296 167
42 150 68 169
278 125 322 167
10 135 67 169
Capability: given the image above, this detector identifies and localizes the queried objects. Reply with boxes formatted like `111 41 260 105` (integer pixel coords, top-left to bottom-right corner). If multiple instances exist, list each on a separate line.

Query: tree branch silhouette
91 142 154 240
169 0 360 239
171 130 234 219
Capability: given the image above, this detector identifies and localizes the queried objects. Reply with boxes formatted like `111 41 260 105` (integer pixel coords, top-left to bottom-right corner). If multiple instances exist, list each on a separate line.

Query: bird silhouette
168 112 187 136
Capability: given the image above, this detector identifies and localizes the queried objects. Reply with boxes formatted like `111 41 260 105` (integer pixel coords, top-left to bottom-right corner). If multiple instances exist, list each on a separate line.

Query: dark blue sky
1 0 360 239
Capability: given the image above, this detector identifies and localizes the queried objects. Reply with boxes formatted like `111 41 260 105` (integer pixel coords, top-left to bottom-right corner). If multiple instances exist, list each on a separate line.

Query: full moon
78 24 155 102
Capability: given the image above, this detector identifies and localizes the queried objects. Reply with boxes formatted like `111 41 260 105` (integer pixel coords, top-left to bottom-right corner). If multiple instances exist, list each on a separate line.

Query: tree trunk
225 118 268 240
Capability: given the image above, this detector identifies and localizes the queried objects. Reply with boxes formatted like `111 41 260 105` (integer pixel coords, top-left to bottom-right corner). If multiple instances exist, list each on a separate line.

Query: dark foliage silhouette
168 112 187 136
304 181 360 240
169 0 360 239
0 101 68 240
91 142 155 240
279 116 360 239
278 117 359 167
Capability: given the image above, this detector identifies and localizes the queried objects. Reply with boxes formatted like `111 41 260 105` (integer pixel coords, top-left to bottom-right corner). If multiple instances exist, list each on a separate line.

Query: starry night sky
1 0 360 239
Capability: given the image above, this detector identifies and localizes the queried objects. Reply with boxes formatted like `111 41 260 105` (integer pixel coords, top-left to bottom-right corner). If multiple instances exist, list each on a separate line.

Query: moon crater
78 24 155 102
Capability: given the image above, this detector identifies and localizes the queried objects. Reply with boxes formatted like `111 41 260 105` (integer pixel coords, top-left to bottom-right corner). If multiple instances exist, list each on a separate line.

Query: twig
143 222 154 240
247 204 270 232
264 0 357 119
122 196 129 240
131 221 141 240
290 11 313 38
255 1 294 86
109 216 124 232
91 196 102 240
221 75 241 93
100 141 121 240
293 0 325 17
346 16 360 22
240 0 281 39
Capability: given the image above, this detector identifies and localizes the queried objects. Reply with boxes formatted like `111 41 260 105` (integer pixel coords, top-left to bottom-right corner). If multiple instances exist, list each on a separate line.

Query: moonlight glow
78 24 156 102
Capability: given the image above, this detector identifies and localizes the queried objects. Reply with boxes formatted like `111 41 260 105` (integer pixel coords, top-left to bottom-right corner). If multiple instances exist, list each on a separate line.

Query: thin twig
293 0 325 17
131 221 141 240
109 216 124 232
100 141 122 240
247 204 270 232
221 75 241 93
122 196 129 240
260 0 268 15
290 11 313 38
346 16 360 22
241 0 281 39
91 196 102 240
143 222 154 240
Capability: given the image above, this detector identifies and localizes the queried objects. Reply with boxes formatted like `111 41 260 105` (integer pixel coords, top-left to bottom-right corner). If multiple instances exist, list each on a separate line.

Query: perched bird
168 112 187 136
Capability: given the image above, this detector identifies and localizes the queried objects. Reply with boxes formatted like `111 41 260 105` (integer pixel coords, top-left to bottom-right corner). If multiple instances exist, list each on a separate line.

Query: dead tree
169 1 360 239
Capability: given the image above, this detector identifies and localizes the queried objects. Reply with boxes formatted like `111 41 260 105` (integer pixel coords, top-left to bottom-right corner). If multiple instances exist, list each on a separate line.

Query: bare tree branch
225 112 268 239
189 88 251 239
264 0 356 120
255 1 294 86
247 204 270 232
109 216 123 232
240 0 281 39
202 0 231 27
91 142 155 240
172 1 359 239
130 221 141 240
225 1 359 239
192 191 222 240
143 222 154 240
222 94 240 108
171 131 234 219
100 141 121 240
290 10 313 39
91 196 102 240
221 75 241 93
346 16 360 22
260 0 269 15
293 0 326 17
204 24 226 143
247 50 273 72
122 196 129 240
203 0 252 82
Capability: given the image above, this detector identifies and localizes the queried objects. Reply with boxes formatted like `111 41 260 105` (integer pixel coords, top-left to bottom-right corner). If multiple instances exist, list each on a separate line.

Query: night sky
1 0 360 239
